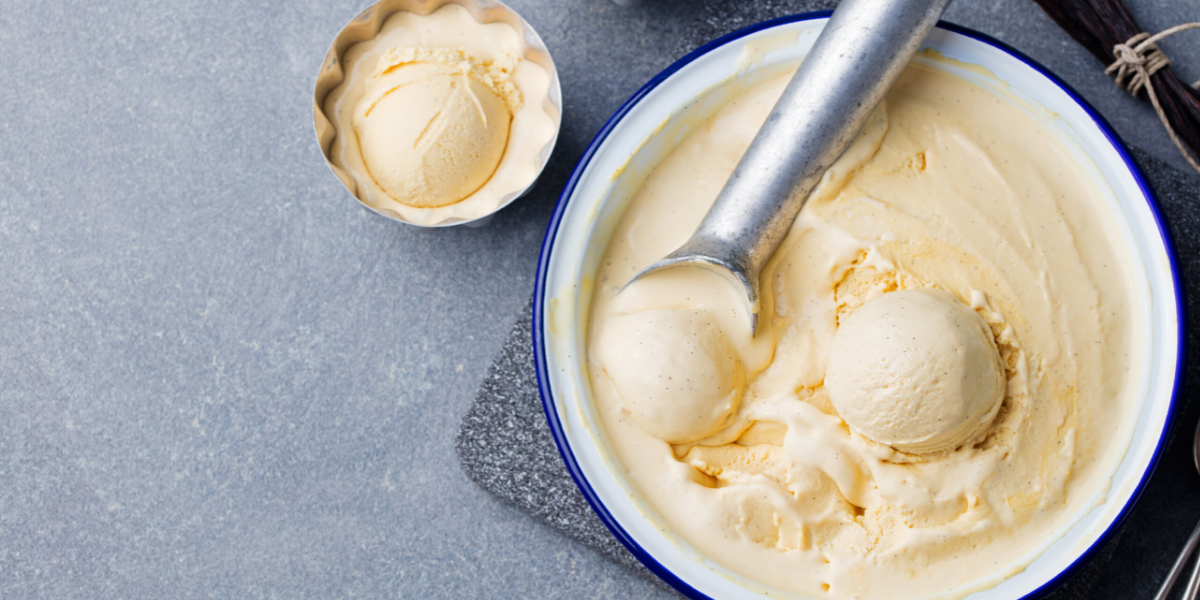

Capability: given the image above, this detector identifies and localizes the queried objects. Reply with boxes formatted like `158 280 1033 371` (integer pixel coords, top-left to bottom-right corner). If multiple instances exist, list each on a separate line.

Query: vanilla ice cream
354 48 519 208
825 289 1005 454
587 61 1140 598
596 308 744 444
323 4 557 225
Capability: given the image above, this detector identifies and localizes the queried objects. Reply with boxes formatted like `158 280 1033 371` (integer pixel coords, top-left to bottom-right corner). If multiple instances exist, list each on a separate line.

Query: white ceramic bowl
534 11 1185 600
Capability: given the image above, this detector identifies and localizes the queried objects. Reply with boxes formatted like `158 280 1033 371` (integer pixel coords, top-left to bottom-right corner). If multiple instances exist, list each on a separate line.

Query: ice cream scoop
628 0 952 333
353 47 519 208
824 289 1005 454
596 309 744 444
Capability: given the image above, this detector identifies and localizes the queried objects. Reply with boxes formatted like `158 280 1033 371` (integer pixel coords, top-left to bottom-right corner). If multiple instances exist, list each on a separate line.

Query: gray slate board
457 143 1200 599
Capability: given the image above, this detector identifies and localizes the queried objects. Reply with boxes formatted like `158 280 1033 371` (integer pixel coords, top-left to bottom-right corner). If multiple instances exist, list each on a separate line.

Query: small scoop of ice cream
353 48 520 208
825 289 1005 454
596 309 744 444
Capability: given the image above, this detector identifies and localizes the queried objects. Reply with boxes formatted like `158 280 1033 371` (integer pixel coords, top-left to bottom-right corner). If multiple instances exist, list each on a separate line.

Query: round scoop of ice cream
597 309 744 444
825 289 1005 454
353 48 519 208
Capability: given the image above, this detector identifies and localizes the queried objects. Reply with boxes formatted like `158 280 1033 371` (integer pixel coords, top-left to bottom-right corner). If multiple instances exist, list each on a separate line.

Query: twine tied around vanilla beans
1034 0 1200 177
1106 23 1200 174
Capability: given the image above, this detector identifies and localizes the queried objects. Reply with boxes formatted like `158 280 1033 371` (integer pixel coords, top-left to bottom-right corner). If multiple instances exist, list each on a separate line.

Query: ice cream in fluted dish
353 47 520 209
587 62 1142 599
318 2 558 226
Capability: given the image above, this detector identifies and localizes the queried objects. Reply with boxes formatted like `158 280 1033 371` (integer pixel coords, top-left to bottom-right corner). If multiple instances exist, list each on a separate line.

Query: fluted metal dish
312 0 562 228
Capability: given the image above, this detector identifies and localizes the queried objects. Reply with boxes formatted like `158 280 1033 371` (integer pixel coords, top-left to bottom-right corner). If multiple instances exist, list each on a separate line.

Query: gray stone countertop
1 0 1197 598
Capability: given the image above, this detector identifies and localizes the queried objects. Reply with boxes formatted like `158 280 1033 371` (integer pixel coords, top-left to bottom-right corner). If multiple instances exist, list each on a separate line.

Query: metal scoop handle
633 0 953 331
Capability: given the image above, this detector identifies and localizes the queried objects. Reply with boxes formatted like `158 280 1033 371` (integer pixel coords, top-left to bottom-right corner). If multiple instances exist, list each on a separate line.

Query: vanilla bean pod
1033 0 1200 170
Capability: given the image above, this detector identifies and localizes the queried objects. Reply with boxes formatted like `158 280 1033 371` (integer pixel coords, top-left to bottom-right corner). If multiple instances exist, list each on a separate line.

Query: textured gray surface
456 300 668 585
0 0 1198 598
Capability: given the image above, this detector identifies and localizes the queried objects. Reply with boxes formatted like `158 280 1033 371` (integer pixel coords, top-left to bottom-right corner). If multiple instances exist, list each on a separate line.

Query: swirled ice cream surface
587 65 1139 599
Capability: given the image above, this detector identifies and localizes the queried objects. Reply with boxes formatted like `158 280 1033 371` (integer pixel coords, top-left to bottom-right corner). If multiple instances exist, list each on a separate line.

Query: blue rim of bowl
532 10 1187 600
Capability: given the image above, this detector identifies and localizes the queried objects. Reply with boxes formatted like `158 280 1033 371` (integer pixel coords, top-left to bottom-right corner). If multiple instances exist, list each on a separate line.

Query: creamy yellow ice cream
323 4 557 225
825 289 1006 454
587 63 1140 598
596 308 744 444
354 48 519 208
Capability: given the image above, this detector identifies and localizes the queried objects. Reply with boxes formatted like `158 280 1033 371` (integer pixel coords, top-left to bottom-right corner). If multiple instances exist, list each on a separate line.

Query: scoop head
627 238 761 334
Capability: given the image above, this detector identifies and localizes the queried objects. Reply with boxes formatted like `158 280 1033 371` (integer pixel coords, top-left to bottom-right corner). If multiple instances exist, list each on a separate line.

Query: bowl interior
536 14 1181 600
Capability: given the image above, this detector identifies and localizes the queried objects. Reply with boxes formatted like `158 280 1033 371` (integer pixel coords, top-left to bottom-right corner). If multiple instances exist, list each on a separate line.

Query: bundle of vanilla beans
1033 0 1200 173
